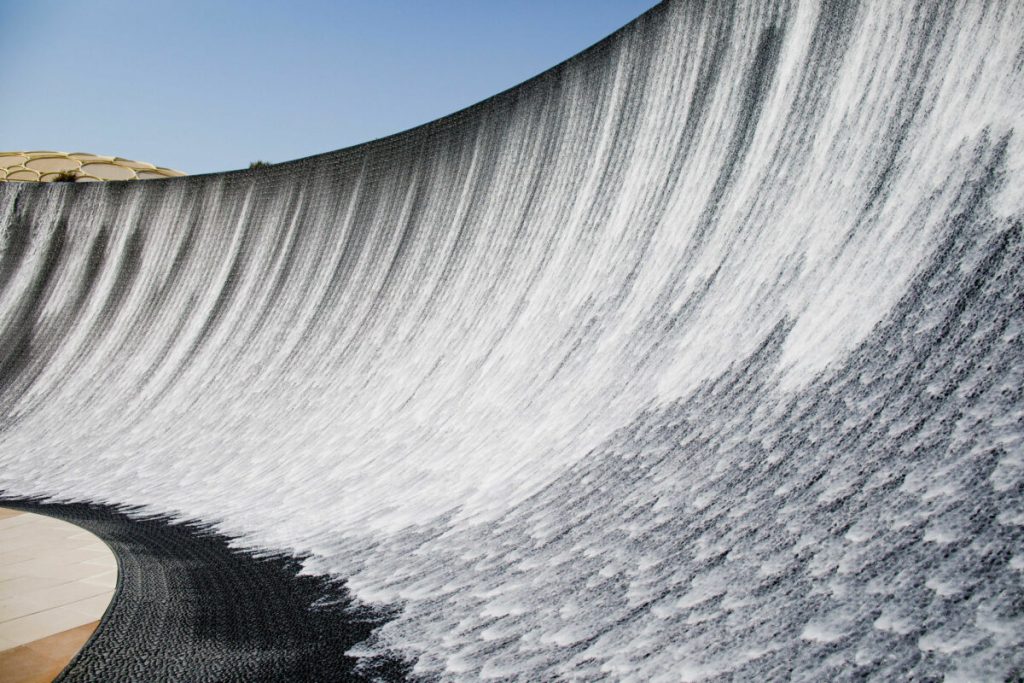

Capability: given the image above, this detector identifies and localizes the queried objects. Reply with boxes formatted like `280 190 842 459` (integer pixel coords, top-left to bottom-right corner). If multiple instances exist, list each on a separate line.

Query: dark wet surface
0 498 410 682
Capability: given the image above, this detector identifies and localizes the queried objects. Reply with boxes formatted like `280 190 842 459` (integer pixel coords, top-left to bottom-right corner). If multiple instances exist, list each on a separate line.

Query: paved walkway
0 507 116 682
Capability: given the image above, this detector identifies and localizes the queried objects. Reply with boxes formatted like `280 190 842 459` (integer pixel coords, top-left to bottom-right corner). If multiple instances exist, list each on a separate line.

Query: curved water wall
2 1 1023 679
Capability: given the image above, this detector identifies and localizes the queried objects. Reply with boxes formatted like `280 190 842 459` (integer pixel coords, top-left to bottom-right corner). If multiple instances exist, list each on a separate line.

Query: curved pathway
0 507 116 682
0 498 410 681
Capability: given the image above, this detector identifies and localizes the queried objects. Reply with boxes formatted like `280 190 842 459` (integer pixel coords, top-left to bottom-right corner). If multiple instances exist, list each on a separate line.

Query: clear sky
0 1 660 175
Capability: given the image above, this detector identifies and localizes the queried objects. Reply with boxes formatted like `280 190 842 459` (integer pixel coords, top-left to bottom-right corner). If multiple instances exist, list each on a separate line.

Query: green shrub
50 170 79 183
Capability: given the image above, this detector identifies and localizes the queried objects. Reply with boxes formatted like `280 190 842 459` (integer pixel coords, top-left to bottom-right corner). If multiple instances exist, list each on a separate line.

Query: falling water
2 1 1023 679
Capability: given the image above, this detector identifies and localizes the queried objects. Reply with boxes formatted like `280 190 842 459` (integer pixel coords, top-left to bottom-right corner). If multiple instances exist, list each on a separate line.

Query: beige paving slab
0 534 82 553
0 595 41 622
19 546 108 566
0 550 35 567
0 575 74 595
0 516 45 531
0 507 117 656
80 570 117 590
0 559 91 582
0 620 99 683
0 518 51 532
65 592 115 618
78 557 115 569
0 605 99 649
0 580 113 621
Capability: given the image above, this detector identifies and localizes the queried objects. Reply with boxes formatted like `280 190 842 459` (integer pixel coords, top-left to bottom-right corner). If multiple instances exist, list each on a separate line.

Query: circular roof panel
26 156 81 172
0 151 184 183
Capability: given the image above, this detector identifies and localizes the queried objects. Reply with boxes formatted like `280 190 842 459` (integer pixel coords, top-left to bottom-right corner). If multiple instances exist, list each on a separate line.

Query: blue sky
0 1 659 175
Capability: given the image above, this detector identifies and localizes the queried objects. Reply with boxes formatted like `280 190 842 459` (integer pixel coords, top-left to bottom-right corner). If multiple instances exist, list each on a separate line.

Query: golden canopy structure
0 150 184 183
